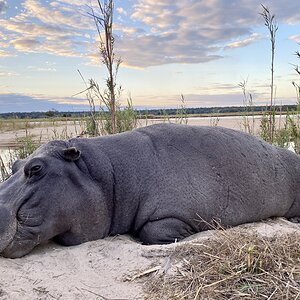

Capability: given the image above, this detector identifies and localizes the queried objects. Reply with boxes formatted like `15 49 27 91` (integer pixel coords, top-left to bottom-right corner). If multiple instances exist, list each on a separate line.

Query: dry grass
145 230 300 299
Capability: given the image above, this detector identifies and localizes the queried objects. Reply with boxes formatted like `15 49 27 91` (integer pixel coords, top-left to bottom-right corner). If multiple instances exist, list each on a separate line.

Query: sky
0 0 300 112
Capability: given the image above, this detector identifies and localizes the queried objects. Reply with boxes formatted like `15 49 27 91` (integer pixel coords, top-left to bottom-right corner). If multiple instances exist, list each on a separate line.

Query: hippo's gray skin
0 123 299 258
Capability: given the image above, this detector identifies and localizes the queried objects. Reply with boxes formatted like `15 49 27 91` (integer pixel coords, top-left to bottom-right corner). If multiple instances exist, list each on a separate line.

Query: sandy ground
0 218 299 300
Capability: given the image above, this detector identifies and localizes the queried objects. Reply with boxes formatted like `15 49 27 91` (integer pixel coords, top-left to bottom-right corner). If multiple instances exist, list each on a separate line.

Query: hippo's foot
288 217 300 223
138 217 195 244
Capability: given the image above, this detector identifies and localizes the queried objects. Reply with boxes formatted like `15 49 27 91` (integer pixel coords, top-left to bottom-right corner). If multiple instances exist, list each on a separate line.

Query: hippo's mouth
0 221 42 258
0 198 43 258
0 215 17 255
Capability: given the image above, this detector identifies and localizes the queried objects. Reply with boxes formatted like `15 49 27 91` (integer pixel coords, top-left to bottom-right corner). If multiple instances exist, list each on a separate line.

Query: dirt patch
0 218 299 300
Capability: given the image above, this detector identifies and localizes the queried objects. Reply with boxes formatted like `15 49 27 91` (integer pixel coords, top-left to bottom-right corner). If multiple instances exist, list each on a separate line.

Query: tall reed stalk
89 0 121 134
261 5 278 143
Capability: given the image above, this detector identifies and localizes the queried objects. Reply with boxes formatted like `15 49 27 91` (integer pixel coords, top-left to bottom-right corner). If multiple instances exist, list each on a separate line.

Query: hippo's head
0 140 113 258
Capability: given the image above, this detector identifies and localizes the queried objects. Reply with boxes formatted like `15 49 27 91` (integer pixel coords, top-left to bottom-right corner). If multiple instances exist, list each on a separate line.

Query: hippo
0 123 299 258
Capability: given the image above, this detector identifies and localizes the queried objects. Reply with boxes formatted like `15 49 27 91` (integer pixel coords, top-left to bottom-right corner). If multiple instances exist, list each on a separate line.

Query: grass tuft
145 230 300 300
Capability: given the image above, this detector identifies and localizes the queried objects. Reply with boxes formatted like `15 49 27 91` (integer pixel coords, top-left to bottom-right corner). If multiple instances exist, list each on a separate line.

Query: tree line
0 105 298 120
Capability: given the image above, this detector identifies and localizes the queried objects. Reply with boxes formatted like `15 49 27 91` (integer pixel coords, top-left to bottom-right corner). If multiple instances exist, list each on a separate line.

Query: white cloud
1 0 300 68
27 65 57 72
225 33 262 50
289 35 300 43
0 71 19 77
10 36 82 57
0 93 89 113
0 0 93 57
117 7 127 16
23 0 92 30
55 0 90 7
120 0 300 67
0 49 13 57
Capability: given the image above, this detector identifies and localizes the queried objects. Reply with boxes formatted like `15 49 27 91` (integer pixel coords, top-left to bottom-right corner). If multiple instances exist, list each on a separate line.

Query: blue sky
0 0 300 112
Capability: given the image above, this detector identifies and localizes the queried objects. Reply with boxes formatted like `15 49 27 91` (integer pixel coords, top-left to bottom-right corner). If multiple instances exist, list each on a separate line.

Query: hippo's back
131 124 299 229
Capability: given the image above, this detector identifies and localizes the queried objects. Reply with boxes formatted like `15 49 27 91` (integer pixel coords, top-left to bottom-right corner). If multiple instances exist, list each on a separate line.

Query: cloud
23 0 92 30
0 0 7 14
117 1 247 67
133 92 263 109
10 36 82 57
0 71 19 77
289 35 300 43
0 93 89 113
1 0 300 69
117 0 300 67
54 0 90 7
116 7 127 16
0 49 13 57
12 38 41 51
115 30 224 68
225 33 262 50
27 65 57 72
0 0 93 57
1 19 80 38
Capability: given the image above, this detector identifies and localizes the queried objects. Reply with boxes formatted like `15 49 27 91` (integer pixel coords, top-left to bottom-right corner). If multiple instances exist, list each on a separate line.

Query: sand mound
0 218 299 300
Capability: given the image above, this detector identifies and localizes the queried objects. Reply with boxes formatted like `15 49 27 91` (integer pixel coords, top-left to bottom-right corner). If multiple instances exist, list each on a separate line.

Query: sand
0 218 299 300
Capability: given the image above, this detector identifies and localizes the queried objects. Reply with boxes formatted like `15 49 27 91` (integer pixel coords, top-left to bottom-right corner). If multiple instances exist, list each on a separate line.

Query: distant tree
44 110 58 118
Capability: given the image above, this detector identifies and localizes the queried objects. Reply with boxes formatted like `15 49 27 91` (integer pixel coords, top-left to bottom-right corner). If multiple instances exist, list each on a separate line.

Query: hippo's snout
0 206 17 254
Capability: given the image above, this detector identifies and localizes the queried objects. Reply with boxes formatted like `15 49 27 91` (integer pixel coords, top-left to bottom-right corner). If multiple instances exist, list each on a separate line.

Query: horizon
0 103 298 116
0 0 300 113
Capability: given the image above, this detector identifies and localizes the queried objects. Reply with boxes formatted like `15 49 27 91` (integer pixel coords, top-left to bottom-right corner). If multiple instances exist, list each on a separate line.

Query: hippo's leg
138 218 195 244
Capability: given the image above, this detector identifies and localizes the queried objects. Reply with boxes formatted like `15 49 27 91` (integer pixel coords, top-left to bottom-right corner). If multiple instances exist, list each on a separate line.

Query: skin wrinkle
73 157 92 179
68 138 116 237
107 164 117 236
277 150 300 218
76 143 116 236
5 182 34 214
122 129 166 234
136 129 160 154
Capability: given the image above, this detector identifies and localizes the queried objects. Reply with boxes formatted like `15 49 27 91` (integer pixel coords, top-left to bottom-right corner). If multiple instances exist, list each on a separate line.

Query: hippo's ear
63 147 81 161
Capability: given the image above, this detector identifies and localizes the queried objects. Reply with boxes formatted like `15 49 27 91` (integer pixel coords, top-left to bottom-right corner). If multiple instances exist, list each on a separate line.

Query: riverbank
0 115 288 148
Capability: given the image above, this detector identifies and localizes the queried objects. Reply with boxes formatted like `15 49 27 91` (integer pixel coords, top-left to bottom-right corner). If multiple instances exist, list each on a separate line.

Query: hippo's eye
29 165 42 177
24 160 44 178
